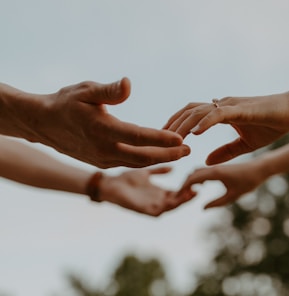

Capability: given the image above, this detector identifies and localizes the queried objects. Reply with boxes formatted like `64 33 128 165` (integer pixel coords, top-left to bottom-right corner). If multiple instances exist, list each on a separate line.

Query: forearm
0 83 48 142
256 143 289 179
0 136 92 195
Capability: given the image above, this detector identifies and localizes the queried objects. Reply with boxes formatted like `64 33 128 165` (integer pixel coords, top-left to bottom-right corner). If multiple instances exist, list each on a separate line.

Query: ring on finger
212 98 220 108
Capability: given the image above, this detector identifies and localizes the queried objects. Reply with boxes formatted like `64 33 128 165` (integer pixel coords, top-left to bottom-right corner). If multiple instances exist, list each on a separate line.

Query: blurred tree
67 254 175 296
66 274 103 296
111 255 170 296
190 135 289 296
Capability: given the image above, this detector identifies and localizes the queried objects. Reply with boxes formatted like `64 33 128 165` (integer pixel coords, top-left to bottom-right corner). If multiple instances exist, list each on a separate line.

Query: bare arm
0 137 194 216
0 136 90 193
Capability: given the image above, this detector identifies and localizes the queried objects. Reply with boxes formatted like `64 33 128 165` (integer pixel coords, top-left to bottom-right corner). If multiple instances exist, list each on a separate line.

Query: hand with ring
164 92 289 165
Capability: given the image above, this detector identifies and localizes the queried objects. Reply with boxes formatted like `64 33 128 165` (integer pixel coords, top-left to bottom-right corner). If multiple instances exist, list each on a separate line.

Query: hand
164 93 289 165
98 167 195 216
22 78 190 168
178 161 266 209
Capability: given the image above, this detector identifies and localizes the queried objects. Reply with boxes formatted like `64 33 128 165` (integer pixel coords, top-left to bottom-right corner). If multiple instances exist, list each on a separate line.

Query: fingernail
190 125 200 134
115 80 122 92
183 145 191 156
172 134 183 145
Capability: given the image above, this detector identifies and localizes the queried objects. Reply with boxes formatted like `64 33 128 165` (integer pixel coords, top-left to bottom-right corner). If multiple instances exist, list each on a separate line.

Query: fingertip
190 125 200 134
205 158 215 166
172 132 184 145
190 124 204 135
119 77 131 101
149 166 172 175
159 130 183 147
205 154 220 166
182 144 191 156
204 203 214 210
162 121 170 130
104 77 131 105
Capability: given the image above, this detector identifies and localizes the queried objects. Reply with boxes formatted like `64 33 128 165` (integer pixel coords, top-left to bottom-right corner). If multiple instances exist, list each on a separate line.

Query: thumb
96 77 131 105
204 192 232 209
206 138 251 165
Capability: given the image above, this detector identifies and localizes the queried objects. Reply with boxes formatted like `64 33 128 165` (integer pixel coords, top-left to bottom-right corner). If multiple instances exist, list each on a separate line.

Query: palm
233 123 286 150
101 168 194 216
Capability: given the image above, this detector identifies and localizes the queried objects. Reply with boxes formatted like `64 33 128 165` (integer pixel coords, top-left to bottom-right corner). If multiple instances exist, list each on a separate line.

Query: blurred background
1 1 289 295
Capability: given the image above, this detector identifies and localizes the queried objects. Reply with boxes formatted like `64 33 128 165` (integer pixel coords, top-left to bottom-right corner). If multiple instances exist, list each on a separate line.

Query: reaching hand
23 78 190 168
178 162 266 209
164 93 289 164
98 167 195 216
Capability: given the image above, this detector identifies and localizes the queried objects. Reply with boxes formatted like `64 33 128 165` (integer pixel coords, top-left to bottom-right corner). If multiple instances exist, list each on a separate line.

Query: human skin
0 77 190 169
178 143 289 209
0 136 194 216
164 92 289 165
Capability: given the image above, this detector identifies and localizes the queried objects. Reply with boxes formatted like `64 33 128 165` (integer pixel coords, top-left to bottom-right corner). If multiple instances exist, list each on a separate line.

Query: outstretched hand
98 167 195 216
45 78 191 168
178 162 267 209
164 93 289 165
14 78 189 168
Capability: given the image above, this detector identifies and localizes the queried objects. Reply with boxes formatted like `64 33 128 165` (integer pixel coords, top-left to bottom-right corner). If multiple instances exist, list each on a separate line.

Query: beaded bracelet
85 172 103 202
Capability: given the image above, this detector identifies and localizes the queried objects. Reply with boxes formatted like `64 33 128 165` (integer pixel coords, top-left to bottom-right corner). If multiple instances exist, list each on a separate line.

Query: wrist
85 171 105 202
0 83 48 142
254 154 277 181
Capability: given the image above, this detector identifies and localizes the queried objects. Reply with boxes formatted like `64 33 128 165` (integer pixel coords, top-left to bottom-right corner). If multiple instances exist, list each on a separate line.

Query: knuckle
103 84 112 100
220 96 234 105
185 102 195 109
132 129 143 145
184 107 202 118
79 81 95 93
185 102 204 109
183 109 193 117
210 107 225 122
75 81 97 100
214 107 224 116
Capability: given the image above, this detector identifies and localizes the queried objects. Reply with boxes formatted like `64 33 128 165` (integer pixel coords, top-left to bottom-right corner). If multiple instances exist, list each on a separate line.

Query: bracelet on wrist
85 172 104 202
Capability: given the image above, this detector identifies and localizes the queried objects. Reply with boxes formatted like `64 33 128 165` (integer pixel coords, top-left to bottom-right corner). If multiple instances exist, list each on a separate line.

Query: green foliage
112 255 168 296
66 274 103 296
67 255 173 296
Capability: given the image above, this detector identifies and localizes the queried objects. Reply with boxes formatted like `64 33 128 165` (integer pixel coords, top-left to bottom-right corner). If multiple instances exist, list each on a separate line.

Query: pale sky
1 1 289 295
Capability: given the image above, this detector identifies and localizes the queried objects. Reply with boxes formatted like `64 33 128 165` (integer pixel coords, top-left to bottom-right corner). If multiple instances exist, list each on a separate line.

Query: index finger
115 144 191 168
111 119 184 147
163 102 206 130
147 166 172 175
191 105 238 135
180 168 218 190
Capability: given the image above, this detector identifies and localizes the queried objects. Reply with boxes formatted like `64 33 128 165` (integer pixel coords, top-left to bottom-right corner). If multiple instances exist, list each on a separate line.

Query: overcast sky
1 1 289 295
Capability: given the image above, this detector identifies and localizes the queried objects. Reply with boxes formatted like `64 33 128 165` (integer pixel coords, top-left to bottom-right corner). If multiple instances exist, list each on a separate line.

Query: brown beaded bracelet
85 172 104 202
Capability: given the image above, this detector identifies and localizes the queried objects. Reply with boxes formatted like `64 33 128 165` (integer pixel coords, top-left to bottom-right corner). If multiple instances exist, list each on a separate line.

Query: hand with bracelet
0 137 194 216
164 92 289 164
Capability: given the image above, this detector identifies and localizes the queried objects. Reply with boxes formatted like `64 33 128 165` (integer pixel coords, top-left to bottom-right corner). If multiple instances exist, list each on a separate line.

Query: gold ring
212 98 220 108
